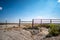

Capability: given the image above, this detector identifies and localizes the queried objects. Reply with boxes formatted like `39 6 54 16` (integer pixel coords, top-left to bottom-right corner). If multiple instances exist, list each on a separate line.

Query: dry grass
0 27 22 31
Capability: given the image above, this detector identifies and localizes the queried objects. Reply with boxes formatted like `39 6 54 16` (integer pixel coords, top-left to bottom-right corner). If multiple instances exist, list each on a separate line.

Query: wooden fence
0 19 60 27
32 19 60 27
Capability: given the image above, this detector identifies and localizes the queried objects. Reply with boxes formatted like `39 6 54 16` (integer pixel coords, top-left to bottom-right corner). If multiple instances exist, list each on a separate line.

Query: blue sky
0 0 60 23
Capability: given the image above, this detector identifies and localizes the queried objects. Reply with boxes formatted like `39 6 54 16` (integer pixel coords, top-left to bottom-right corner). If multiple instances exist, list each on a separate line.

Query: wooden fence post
19 19 21 27
32 19 34 27
6 20 7 28
50 19 52 24
41 19 42 24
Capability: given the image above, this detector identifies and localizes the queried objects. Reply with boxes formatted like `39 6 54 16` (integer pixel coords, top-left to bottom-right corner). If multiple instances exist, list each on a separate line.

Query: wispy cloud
34 16 58 19
57 0 60 3
0 7 2 10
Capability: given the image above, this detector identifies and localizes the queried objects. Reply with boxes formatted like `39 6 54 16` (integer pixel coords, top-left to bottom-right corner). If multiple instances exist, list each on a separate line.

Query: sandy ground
0 27 60 40
0 29 33 40
0 27 49 40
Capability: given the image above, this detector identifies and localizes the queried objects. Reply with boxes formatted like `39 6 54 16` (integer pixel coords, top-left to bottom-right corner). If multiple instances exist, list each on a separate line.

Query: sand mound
2 29 33 40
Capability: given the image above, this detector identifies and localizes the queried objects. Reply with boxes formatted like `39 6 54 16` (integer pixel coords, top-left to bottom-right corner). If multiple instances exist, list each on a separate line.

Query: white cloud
34 16 50 19
0 7 2 10
57 0 60 3
35 16 45 19
34 16 57 19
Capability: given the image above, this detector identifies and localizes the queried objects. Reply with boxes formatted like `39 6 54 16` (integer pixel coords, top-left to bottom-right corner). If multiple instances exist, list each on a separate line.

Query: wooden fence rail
0 19 60 27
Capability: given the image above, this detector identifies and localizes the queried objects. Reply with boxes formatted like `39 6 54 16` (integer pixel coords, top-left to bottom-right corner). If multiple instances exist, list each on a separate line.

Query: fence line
32 19 60 27
0 19 60 27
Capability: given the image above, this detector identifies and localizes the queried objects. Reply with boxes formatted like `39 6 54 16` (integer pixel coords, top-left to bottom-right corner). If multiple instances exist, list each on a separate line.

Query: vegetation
23 23 60 37
23 26 39 30
40 24 50 28
49 24 60 36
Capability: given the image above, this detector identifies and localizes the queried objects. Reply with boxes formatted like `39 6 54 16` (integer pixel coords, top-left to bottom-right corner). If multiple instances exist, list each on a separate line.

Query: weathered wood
41 19 42 24
32 19 34 27
6 20 7 28
50 19 52 24
19 19 21 27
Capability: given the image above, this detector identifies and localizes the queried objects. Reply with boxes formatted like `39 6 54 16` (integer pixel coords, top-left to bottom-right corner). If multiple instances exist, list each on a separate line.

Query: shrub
40 24 50 28
49 24 60 36
23 25 39 30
